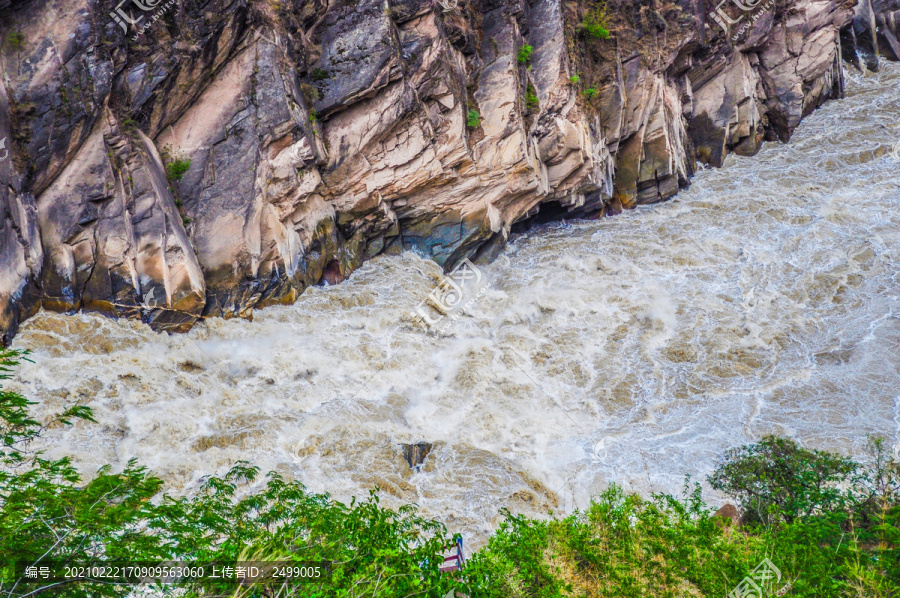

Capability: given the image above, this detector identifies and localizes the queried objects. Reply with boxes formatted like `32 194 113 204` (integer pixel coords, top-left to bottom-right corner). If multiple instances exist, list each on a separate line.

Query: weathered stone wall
0 0 889 344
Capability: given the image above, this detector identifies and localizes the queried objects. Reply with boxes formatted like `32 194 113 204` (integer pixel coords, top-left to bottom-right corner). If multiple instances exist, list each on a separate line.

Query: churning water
10 63 900 547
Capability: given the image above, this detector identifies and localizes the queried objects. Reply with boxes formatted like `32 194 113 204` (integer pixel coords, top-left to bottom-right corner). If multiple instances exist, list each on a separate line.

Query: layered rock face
0 0 886 343
846 0 900 63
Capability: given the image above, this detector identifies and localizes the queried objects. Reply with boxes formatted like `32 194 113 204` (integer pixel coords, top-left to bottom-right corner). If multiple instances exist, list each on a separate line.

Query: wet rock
713 503 741 526
402 441 433 471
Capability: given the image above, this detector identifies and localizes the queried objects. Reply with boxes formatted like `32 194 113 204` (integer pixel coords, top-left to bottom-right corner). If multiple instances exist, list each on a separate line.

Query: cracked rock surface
0 0 889 343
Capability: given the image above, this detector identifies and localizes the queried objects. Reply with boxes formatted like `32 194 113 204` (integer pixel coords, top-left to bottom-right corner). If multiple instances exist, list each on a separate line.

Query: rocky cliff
0 0 891 344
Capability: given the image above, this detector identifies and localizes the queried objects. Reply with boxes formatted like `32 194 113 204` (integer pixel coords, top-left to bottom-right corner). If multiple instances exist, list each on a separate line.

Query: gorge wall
0 0 893 344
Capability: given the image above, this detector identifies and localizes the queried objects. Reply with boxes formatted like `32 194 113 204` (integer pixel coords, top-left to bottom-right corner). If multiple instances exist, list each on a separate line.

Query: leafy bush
709 435 858 523
582 4 610 39
524 85 539 108
165 159 191 182
161 144 191 183
5 32 24 50
466 109 481 128
517 44 533 64
464 484 763 598
464 476 900 597
569 74 580 84
309 68 329 81
583 87 598 99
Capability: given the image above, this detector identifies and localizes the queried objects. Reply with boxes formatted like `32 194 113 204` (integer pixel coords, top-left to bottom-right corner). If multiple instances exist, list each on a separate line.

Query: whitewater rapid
10 63 900 546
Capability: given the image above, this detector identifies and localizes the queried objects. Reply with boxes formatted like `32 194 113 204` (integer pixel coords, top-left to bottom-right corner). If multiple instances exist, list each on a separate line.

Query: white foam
10 63 900 549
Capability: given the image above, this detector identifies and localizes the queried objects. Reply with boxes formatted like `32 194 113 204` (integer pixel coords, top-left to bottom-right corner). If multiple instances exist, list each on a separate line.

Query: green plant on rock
524 84 539 109
161 143 191 211
466 109 481 128
583 87 598 99
309 108 319 123
569 74 580 84
5 31 24 50
310 68 329 81
516 44 533 64
165 156 191 183
582 3 611 39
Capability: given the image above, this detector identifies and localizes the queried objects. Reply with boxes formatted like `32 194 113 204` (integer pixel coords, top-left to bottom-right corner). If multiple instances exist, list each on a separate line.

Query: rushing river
10 62 900 547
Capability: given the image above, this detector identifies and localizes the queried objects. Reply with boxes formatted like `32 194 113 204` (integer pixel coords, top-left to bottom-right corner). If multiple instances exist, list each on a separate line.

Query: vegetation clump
5 32 24 50
583 86 599 99
466 109 481 128
161 144 191 183
517 44 534 64
582 3 611 39
524 84 539 108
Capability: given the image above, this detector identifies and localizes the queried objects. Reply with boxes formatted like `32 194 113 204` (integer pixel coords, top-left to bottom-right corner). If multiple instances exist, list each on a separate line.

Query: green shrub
309 108 319 123
5 31 24 50
569 74 580 84
709 435 858 523
466 109 481 128
582 4 611 39
524 85 539 108
583 87 598 99
165 157 191 183
516 44 533 64
310 68 329 81
160 144 191 184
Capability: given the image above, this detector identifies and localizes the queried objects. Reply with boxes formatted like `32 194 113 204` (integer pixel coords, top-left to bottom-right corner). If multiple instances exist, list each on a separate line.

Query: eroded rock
0 0 886 343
